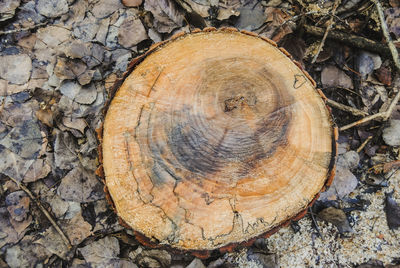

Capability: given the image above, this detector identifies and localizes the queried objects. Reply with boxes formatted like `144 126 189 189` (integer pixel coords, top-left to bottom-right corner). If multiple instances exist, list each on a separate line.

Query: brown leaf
375 66 392 86
54 130 79 170
0 207 20 248
24 158 51 183
264 7 293 43
61 212 92 245
144 0 184 33
57 166 104 203
79 236 119 265
318 207 353 233
36 108 55 127
6 191 30 222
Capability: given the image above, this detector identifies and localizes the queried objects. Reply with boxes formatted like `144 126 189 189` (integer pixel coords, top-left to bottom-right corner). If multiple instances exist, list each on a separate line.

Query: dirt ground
1 0 400 267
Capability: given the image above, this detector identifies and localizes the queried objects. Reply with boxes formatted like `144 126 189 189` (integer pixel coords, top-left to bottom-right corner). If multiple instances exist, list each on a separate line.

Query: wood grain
102 29 335 250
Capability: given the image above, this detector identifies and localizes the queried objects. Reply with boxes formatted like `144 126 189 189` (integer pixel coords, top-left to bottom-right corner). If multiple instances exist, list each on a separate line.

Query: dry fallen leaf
57 166 104 203
318 207 353 233
144 0 184 33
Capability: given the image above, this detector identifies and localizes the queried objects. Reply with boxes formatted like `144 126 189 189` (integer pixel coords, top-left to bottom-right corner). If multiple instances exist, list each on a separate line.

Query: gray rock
0 0 20 21
321 65 353 89
118 17 148 48
0 54 32 84
187 258 206 268
247 252 279 268
36 0 68 18
92 0 123 19
337 151 360 170
0 120 42 159
357 51 382 77
319 164 358 201
382 119 400 146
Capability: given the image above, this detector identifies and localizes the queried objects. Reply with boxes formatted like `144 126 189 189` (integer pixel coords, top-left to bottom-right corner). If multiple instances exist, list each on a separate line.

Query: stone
122 0 143 7
382 119 400 146
36 0 68 18
118 17 148 48
357 51 381 77
321 65 353 89
186 258 206 268
0 54 32 85
319 163 358 201
337 151 360 170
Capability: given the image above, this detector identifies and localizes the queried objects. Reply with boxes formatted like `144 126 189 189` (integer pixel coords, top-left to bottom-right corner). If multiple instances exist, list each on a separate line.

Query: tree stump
101 28 337 252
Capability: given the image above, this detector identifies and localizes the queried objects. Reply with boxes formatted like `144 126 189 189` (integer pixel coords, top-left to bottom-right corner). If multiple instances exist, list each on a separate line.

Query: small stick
371 0 400 72
311 0 342 64
340 88 400 131
0 22 47 36
356 135 373 153
325 98 368 116
339 0 400 131
7 176 72 249
308 207 324 240
304 25 392 56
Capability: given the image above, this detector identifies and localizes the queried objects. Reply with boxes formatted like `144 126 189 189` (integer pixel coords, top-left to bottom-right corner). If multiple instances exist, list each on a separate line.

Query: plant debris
1 0 400 266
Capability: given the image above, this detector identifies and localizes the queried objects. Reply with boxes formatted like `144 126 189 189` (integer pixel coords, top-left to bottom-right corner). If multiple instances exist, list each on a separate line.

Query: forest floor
1 0 400 267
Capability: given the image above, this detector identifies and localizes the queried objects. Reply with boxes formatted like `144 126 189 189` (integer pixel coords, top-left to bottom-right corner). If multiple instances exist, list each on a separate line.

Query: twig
311 0 341 63
7 176 72 249
371 0 400 72
0 22 47 36
339 89 400 130
325 98 368 116
308 208 324 240
338 0 400 131
304 25 392 56
356 135 373 153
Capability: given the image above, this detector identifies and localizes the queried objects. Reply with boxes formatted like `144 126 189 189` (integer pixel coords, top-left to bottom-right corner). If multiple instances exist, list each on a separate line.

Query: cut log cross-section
102 28 337 251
